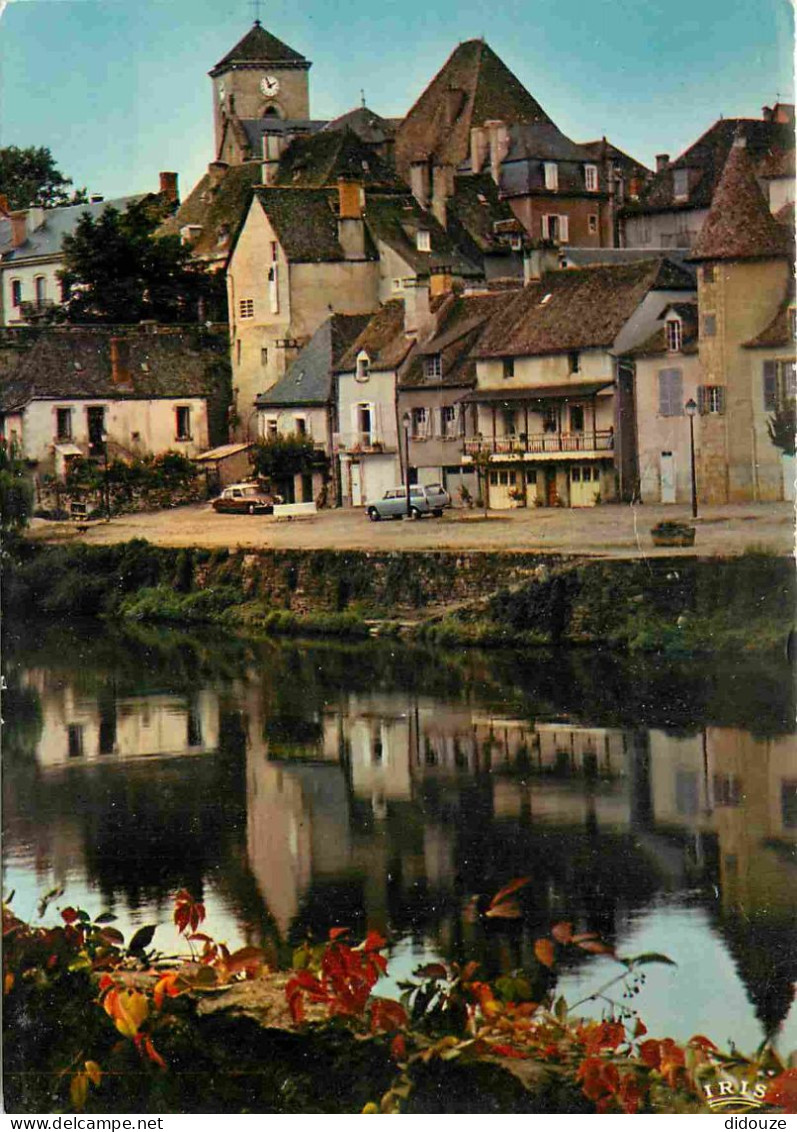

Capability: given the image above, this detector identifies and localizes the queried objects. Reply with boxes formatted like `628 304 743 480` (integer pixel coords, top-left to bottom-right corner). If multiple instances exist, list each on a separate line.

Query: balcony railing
333 431 397 454
463 431 614 456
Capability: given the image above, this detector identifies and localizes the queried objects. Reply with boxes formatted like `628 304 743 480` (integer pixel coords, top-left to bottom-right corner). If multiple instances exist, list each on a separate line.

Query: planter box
651 525 696 547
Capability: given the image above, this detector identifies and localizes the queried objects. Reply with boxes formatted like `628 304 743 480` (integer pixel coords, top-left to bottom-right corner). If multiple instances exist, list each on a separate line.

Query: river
2 619 795 1055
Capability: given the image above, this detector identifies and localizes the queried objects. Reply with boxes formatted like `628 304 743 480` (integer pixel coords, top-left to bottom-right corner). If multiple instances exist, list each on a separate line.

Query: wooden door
545 467 557 506
660 451 676 503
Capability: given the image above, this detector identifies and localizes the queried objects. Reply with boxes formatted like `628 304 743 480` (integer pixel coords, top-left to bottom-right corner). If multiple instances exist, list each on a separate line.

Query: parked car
211 483 281 515
367 483 451 521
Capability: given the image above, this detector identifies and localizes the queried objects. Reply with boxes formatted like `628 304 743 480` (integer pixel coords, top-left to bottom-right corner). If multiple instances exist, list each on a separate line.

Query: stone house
461 257 695 508
254 312 371 504
619 105 795 251
0 326 227 486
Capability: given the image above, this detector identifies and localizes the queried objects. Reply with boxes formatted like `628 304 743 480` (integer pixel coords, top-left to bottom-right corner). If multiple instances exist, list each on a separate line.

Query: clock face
260 75 280 98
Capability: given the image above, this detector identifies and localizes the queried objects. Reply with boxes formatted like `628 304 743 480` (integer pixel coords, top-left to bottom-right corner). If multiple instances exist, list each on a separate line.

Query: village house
254 311 371 504
619 104 795 251
460 256 696 508
0 326 228 489
0 177 178 328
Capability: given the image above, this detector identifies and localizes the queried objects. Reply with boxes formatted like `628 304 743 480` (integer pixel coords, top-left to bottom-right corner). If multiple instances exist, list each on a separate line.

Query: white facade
336 366 402 505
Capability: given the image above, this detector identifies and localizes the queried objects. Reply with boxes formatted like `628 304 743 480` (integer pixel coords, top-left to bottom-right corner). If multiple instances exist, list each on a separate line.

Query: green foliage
0 441 34 534
250 436 329 481
0 145 87 209
59 199 224 324
66 451 200 514
766 399 796 457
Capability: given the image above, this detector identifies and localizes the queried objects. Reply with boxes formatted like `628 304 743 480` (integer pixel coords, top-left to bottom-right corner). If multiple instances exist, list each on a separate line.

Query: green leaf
94 912 118 924
127 924 156 953
626 952 676 968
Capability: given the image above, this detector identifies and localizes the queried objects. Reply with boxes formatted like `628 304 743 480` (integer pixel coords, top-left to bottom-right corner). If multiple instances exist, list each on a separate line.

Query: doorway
545 467 558 506
351 463 362 506
660 451 676 503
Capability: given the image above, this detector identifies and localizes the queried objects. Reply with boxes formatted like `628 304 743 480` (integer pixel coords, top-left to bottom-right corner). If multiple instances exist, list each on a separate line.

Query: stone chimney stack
337 179 366 260
260 134 282 186
431 163 454 228
523 245 563 284
655 153 670 173
409 162 431 209
470 126 488 174
403 277 433 337
159 171 179 204
207 161 229 190
486 120 510 186
429 265 454 300
10 212 28 249
110 337 131 386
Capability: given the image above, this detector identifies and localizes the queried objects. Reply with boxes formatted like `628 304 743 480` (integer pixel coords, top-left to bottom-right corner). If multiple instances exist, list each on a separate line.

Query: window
569 405 584 432
502 357 515 379
572 467 581 482
713 775 742 807
261 347 268 366
295 417 307 436
790 307 797 341
412 406 427 436
527 469 537 485
424 354 442 380
703 264 716 284
584 164 598 191
416 229 431 252
87 406 105 454
270 241 278 262
55 408 72 441
698 385 726 415
544 163 558 191
658 368 684 416
175 406 191 440
34 276 46 304
490 471 498 486
542 406 557 432
239 298 254 319
665 319 682 352
11 280 22 307
673 168 689 202
502 408 516 435
763 361 797 410
441 405 456 435
67 724 84 759
268 264 279 313
236 339 242 366
588 214 598 235
568 351 580 374
703 314 716 337
356 352 370 381
266 418 279 438
541 214 568 242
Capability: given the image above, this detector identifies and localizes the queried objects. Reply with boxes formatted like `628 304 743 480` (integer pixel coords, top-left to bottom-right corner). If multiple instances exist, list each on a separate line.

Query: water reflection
2 622 795 1053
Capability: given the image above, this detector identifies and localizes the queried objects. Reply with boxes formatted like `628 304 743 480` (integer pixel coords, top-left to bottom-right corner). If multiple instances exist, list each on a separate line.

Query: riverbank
4 539 794 656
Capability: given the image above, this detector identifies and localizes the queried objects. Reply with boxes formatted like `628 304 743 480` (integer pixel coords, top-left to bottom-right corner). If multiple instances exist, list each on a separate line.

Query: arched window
262 105 282 119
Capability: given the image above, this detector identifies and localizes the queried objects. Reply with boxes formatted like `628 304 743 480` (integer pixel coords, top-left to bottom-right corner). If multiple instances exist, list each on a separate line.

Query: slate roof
240 118 326 155
689 139 794 262
743 280 796 349
460 381 613 403
400 291 508 389
627 301 699 357
395 39 552 177
363 194 481 277
336 300 410 372
473 259 695 358
274 128 404 190
322 106 399 146
159 163 262 262
445 174 522 260
620 116 795 217
579 138 651 179
0 328 226 412
248 186 378 263
562 248 694 274
211 22 307 74
256 313 372 406
1 194 148 264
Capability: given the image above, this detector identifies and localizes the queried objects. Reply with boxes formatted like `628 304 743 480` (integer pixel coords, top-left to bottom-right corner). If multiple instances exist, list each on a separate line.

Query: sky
0 0 793 203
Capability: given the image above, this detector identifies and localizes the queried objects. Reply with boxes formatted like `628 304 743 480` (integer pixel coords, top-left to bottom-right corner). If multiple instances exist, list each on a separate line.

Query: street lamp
684 398 698 519
402 411 412 518
100 432 111 521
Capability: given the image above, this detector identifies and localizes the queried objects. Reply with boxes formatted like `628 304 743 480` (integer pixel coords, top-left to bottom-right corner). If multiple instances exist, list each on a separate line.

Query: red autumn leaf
188 932 214 943
460 961 480 982
61 907 79 924
687 1034 717 1051
491 1044 530 1059
415 963 448 979
634 1018 648 1039
765 1069 797 1113
534 938 555 968
286 984 306 1024
390 1034 407 1062
328 927 350 941
639 1040 662 1069
485 900 523 919
618 1073 643 1114
488 877 531 909
551 921 573 944
362 930 387 953
370 997 408 1033
577 939 614 956
142 1035 167 1070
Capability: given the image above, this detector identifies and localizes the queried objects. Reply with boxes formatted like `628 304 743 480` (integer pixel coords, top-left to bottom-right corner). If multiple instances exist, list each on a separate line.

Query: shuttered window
764 360 797 409
763 361 778 410
698 385 725 415
658 368 684 416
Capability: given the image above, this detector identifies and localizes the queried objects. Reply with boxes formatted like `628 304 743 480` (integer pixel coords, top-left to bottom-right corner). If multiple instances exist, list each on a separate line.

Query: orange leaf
70 1072 88 1111
329 927 350 941
226 946 266 976
765 1070 797 1113
491 1044 530 1059
577 939 614 955
485 901 522 919
143 1035 167 1070
551 922 573 944
534 938 555 968
390 1034 407 1062
84 1061 102 1087
634 1018 647 1039
489 877 531 909
571 932 600 943
4 972 14 994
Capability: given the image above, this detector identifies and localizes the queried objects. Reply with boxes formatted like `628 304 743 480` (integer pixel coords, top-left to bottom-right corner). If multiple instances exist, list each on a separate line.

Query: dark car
211 483 281 515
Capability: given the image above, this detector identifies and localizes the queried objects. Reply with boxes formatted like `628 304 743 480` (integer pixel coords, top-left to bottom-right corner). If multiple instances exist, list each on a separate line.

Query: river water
3 620 795 1055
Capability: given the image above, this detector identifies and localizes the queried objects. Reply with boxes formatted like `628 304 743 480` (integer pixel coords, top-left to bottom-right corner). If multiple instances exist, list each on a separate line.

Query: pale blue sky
0 0 793 202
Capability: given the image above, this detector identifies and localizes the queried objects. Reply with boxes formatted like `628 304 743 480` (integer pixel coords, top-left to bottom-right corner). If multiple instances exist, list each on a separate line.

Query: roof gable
211 21 306 73
256 313 372 406
363 194 481 277
336 300 409 372
274 128 404 190
159 164 262 260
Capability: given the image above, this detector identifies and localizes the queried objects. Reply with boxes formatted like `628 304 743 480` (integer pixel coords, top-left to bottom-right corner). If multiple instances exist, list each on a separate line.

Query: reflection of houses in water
22 670 219 768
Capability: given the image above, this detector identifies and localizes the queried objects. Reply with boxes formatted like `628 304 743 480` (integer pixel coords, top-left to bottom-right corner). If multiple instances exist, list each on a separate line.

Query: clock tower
210 21 312 162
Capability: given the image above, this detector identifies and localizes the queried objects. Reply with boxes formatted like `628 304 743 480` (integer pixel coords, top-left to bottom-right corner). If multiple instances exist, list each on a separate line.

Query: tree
0 441 34 534
250 436 328 481
0 146 88 210
767 401 796 457
59 199 226 325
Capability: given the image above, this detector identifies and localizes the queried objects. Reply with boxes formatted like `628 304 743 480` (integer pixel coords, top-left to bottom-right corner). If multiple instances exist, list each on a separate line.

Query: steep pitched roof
274 128 404 190
256 313 372 406
2 194 148 264
579 138 651 179
743 280 796 348
336 300 410 372
211 22 307 73
621 116 794 216
322 106 399 145
395 39 552 177
400 291 507 388
363 194 481 277
627 300 699 357
474 259 694 358
689 138 794 262
158 163 262 261
0 328 226 412
445 174 523 260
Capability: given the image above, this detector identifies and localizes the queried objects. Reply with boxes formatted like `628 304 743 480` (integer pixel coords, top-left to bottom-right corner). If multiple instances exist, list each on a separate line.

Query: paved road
29 501 796 558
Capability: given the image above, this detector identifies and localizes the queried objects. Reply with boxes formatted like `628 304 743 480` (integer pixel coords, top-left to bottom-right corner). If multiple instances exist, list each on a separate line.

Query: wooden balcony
463 431 614 457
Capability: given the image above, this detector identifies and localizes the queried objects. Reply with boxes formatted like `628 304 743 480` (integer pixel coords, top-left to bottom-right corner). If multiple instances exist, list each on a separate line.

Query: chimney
470 126 488 175
110 337 131 386
337 179 366 260
207 161 229 189
762 105 774 122
260 133 282 186
732 132 747 150
10 212 28 249
485 120 510 187
0 194 8 215
409 162 431 209
431 163 454 228
523 245 563 284
429 265 454 300
159 171 179 204
773 103 795 124
403 277 433 337
655 153 670 173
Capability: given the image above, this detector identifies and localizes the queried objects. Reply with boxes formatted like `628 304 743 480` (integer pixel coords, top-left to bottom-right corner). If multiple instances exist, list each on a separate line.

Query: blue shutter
763 361 777 411
658 369 683 416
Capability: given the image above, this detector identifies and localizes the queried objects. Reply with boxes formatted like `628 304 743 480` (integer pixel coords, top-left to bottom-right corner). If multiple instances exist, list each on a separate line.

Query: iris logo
703 1076 768 1112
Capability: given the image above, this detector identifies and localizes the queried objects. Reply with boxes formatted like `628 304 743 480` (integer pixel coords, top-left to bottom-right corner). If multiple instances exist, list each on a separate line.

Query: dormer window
665 318 682 352
416 229 431 252
356 351 370 382
544 163 558 191
509 233 522 251
502 358 515 379
424 354 442 380
584 164 598 192
180 225 202 245
673 169 689 202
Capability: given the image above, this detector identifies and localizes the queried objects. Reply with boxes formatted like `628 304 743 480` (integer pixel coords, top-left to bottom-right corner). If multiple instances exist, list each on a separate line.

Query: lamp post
685 398 698 519
402 411 412 518
101 432 110 521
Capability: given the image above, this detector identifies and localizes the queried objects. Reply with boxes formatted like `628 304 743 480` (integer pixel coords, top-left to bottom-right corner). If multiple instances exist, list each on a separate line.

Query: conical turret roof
211 21 307 74
690 136 793 261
